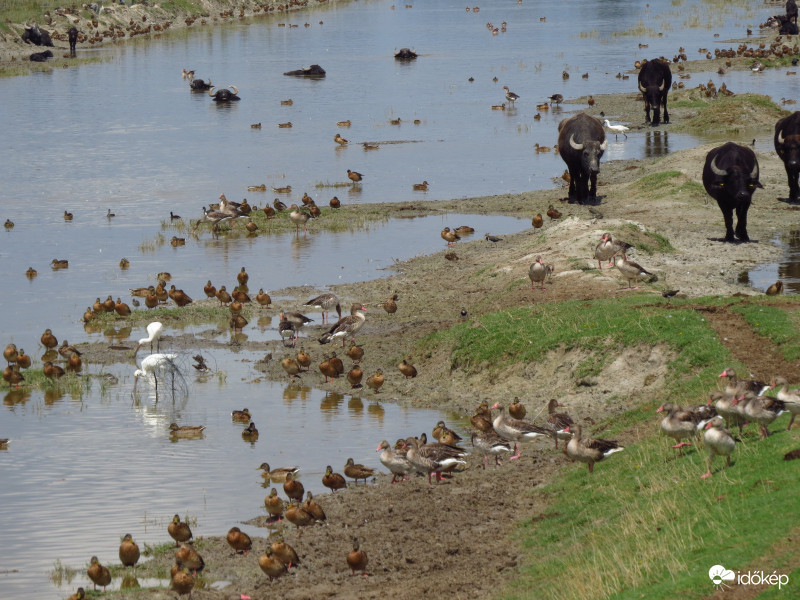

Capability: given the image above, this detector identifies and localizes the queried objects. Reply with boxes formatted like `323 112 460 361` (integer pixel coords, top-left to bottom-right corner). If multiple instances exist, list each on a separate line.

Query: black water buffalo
208 85 240 102
637 59 672 126
68 27 78 57
283 64 326 77
394 48 417 60
774 111 800 201
557 113 607 204
789 0 798 24
190 78 213 90
30 50 53 62
702 142 763 242
21 24 53 47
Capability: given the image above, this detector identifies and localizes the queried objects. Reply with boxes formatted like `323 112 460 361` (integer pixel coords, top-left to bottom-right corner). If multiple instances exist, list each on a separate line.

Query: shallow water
0 0 785 597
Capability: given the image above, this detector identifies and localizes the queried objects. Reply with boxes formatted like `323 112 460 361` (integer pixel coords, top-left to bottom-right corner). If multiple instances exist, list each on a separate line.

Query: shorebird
603 119 629 139
502 85 519 104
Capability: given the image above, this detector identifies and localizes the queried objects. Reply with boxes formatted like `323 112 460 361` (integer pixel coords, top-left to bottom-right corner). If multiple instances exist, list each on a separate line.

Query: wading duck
398 359 417 379
175 543 204 574
295 347 312 371
347 169 363 183
470 403 493 432
701 416 736 479
441 227 460 246
491 402 549 459
170 566 194 598
281 355 301 378
383 293 398 314
319 303 367 347
564 424 624 473
40 328 58 350
508 397 526 419
346 342 365 363
532 214 543 229
347 364 363 388
259 462 299 483
285 501 313 533
256 289 271 308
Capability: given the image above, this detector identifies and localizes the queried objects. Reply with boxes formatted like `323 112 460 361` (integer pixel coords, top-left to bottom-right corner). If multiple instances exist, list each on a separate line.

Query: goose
564 424 624 473
544 398 574 449
707 391 745 433
303 293 342 324
700 416 736 479
502 85 519 104
718 368 769 396
319 303 367 347
491 402 549 459
656 403 708 454
734 392 786 439
289 204 312 234
613 252 657 289
770 376 800 430
405 438 468 485
593 233 632 269
471 430 511 468
377 440 413 482
528 256 547 290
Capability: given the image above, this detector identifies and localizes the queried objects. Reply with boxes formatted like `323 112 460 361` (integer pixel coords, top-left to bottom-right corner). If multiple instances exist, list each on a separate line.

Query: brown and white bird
334 133 349 146
544 398 574 450
564 424 624 473
319 303 367 347
594 233 632 269
613 253 657 289
528 256 547 290
405 438 468 485
441 227 460 246
471 430 512 468
303 293 342 324
700 416 736 479
377 439 414 482
347 169 363 183
770 376 800 430
491 402 549 460
502 85 519 104
289 204 312 234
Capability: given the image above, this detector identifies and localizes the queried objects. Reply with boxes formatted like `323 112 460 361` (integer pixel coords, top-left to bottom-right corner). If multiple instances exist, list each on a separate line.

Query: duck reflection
44 388 65 405
320 391 345 413
347 396 364 413
103 325 132 343
257 315 273 331
3 389 29 405
120 574 140 590
282 382 311 401
367 401 385 423
778 230 800 291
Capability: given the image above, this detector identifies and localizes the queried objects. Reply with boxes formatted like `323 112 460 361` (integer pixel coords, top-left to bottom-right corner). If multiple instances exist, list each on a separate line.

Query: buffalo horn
658 80 665 91
208 87 217 97
709 156 728 177
569 134 584 151
778 129 785 144
638 81 646 93
750 162 759 180
600 139 608 151
230 85 238 95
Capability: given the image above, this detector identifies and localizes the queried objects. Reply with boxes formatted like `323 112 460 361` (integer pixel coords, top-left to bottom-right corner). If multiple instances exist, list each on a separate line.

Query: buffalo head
568 134 608 175
208 85 240 102
775 111 800 201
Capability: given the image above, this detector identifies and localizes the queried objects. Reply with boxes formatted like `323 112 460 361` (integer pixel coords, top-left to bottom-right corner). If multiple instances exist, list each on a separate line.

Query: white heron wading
603 119 629 140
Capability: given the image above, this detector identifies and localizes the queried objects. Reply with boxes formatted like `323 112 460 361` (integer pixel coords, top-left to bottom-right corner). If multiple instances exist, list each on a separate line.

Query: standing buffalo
208 85 240 102
775 111 800 201
637 59 672 126
21 24 53 47
702 142 762 242
557 113 607 204
68 27 78 57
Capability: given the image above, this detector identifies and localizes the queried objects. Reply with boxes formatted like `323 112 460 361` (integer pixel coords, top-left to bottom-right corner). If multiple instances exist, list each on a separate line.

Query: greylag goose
502 85 519 104
471 430 511 468
303 293 342 324
289 204 312 234
613 252 657 289
770 376 800 430
545 398 574 450
707 391 745 433
734 392 786 439
656 402 710 454
564 424 624 473
405 438 468 485
278 316 298 346
377 440 413 483
718 368 769 396
491 402 549 460
701 416 736 479
593 233 632 269
319 303 367 347
528 256 547 290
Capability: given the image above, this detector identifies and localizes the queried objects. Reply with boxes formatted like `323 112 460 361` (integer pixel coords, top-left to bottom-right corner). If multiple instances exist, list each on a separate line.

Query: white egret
133 353 178 394
603 119 629 140
135 322 164 355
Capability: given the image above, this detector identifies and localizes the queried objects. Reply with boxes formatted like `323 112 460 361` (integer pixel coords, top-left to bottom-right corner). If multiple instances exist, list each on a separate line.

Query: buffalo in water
557 113 607 204
190 78 213 90
30 50 53 62
394 48 417 60
68 27 78 57
283 64 326 78
775 111 800 201
208 85 240 102
637 59 672 126
702 142 762 242
21 24 53 47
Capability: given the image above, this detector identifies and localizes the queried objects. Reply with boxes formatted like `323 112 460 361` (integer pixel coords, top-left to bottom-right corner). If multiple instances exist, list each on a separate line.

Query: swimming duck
319 303 367 347
347 538 369 576
441 227 460 246
119 258 130 270
232 408 251 422
282 470 304 500
169 423 206 438
106 209 115 219
337 119 351 126
347 169 363 183
545 398 574 449
613 253 657 289
88 556 111 591
226 526 252 555
285 501 314 533
241 421 259 441
770 376 800 430
302 491 326 523
564 424 624 473
398 359 417 379
471 430 512 468
248 184 267 192
175 543 204 574
237 266 249 286
4 219 14 229
529 256 547 290
25 266 37 279
64 210 73 221
259 547 288 581
377 439 413 482
168 515 192 546
334 133 349 145
413 180 429 191
271 534 300 567
363 142 380 150
264 487 284 521
700 416 736 479
50 259 69 270
491 402 549 459
508 397 526 419
119 533 140 568
259 462 299 483
303 293 342 324
366 369 384 393
344 457 376 483
322 465 347 492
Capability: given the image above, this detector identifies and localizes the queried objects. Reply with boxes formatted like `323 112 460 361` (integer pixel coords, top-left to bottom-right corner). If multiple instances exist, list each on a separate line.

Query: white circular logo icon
709 564 735 585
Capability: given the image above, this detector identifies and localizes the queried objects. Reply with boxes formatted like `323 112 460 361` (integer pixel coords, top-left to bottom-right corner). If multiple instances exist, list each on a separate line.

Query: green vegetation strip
732 302 800 362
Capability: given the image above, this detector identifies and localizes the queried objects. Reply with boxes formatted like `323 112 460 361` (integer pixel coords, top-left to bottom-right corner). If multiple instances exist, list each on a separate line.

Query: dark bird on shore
662 290 680 299
273 198 287 211
532 214 543 229
485 233 503 244
588 207 603 219
546 205 562 220
766 281 783 296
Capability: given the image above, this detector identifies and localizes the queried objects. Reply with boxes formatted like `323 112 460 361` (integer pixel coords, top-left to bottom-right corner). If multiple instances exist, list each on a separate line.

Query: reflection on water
644 130 670 158
744 230 800 294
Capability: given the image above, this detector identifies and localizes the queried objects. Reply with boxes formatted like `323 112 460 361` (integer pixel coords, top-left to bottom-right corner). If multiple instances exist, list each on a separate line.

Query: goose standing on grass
319 303 367 347
377 440 413 483
564 424 624 473
491 402 549 460
734 392 786 439
700 416 736 479
303 293 342 324
656 402 707 454
718 368 769 396
613 252 657 289
707 391 745 433
770 376 800 430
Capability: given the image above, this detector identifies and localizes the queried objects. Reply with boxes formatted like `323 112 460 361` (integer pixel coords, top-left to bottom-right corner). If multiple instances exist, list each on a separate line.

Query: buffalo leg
788 168 800 201
651 106 661 127
589 172 598 201
719 204 736 242
643 101 652 124
662 96 669 124
567 168 577 198
734 202 750 242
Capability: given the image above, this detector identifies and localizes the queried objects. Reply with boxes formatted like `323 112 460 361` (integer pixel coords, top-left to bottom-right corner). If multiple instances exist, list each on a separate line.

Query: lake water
0 0 786 596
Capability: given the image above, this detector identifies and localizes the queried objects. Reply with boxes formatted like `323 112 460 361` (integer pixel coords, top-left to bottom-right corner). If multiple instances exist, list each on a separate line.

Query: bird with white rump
135 322 164 356
603 119 629 140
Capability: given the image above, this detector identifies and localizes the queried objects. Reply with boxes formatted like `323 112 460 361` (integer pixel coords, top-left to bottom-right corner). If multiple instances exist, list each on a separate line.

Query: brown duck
271 535 300 568
285 501 314 533
170 565 194 597
347 364 364 388
168 514 193 546
383 293 399 314
226 526 253 555
302 491 326 523
346 342 365 363
256 289 272 308
343 457 376 483
398 359 417 378
264 487 284 521
87 556 111 591
259 547 287 581
322 465 347 492
366 369 384 393
347 537 369 576
119 533 140 568
508 397 526 419
282 471 304 501
175 543 205 574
